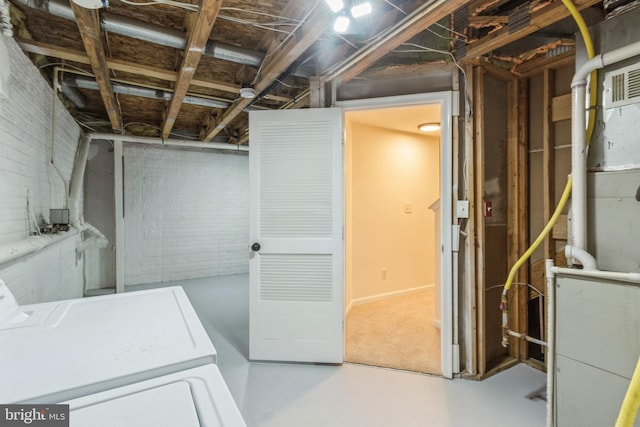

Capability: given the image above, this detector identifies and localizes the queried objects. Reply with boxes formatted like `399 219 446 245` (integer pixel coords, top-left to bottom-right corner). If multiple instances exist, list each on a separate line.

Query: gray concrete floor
129 274 546 427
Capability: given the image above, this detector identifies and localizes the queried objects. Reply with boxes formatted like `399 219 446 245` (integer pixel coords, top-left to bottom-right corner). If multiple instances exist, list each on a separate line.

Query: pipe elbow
565 245 599 270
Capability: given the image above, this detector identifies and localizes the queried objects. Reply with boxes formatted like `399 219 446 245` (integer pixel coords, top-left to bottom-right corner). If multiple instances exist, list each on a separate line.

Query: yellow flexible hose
615 356 640 427
502 0 597 296
502 175 573 296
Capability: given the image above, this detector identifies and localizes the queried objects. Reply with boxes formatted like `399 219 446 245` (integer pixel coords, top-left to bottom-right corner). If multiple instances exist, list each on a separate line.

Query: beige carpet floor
345 288 441 375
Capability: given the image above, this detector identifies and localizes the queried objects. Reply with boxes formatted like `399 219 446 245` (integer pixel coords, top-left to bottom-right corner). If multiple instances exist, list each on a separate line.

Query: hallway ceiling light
418 122 440 132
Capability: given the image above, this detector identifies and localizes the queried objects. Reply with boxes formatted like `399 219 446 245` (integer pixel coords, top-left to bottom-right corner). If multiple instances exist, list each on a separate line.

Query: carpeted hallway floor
345 288 441 375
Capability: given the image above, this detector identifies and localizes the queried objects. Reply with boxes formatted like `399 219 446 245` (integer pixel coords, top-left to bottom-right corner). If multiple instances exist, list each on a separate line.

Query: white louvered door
248 108 344 363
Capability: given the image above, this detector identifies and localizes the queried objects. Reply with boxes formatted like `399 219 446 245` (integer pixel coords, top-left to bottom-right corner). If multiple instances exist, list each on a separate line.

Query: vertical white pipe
68 135 91 227
114 140 125 293
571 84 587 251
545 258 555 427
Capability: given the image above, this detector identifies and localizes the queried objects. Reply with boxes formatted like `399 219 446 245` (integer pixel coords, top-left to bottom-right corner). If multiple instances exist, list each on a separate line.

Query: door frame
337 91 456 378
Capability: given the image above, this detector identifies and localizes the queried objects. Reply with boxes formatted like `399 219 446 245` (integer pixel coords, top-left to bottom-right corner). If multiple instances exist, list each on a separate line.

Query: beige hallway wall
346 118 440 304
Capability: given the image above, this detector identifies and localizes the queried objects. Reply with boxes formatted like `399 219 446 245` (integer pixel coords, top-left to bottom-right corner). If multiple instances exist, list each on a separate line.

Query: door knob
251 242 261 252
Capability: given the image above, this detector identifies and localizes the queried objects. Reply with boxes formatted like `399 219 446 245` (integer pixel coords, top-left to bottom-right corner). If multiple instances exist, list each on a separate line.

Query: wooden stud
543 70 555 260
464 0 601 59
70 3 122 131
464 62 478 376
162 0 222 138
506 75 519 360
516 78 529 361
473 66 487 375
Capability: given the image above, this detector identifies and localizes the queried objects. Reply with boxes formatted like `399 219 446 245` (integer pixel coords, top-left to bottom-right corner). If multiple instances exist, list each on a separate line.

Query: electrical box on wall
456 200 469 219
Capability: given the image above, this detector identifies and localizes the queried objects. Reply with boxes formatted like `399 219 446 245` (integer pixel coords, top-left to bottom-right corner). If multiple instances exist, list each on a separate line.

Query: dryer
0 281 216 403
63 364 246 427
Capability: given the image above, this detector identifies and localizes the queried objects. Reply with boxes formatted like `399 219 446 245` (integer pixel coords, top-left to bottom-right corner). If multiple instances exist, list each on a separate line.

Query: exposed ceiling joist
256 0 309 52
464 0 601 58
18 39 290 102
162 0 222 138
323 0 469 83
200 3 332 142
70 2 122 131
514 47 575 76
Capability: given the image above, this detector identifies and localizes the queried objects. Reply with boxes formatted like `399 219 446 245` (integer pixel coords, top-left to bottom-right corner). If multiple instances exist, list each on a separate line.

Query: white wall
346 119 440 302
84 140 116 291
0 36 83 303
123 145 249 285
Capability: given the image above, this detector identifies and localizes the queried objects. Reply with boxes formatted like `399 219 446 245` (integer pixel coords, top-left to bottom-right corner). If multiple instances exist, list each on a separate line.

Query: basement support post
114 140 124 293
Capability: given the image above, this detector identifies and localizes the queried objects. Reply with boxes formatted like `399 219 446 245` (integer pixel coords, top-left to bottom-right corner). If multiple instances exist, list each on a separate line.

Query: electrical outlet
381 268 387 280
404 204 412 214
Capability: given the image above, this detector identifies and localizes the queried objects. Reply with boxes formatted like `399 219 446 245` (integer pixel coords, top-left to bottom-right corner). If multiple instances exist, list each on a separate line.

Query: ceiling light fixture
327 0 372 33
239 86 256 99
418 122 441 132
333 15 350 33
350 1 372 18
325 0 344 13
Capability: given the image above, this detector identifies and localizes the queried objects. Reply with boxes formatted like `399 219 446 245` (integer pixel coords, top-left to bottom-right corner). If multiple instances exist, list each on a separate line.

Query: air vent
611 73 625 103
628 69 640 98
604 64 640 109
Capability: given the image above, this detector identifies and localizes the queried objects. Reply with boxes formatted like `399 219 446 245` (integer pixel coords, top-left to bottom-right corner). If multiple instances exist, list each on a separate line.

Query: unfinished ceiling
7 0 604 144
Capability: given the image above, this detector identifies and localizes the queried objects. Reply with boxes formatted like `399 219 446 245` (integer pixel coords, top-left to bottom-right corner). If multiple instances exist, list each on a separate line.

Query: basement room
0 0 639 425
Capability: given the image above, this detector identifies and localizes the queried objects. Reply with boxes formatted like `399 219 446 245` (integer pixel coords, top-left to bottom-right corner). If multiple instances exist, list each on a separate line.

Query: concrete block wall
0 36 83 303
123 145 249 285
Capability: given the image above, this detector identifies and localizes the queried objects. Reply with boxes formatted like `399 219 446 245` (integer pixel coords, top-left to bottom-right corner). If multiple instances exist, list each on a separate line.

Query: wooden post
543 70 555 260
473 66 486 375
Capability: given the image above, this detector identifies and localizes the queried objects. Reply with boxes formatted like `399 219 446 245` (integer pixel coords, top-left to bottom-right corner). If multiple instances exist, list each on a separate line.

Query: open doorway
344 103 442 375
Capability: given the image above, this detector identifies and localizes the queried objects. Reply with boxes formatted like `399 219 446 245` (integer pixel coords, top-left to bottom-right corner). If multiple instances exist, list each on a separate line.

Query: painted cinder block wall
0 36 83 304
122 145 249 285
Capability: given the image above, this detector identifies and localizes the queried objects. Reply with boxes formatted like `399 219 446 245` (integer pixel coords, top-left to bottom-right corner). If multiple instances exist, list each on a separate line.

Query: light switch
456 200 469 219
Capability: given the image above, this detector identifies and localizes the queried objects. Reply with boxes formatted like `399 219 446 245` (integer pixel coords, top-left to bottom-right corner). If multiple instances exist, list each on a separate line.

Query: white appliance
64 364 246 427
0 281 216 403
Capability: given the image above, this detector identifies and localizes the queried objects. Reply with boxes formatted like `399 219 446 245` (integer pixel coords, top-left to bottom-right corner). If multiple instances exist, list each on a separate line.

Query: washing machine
63 364 246 427
0 280 217 404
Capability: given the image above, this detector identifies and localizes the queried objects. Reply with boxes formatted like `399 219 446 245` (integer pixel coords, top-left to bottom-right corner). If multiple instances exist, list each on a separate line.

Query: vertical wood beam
162 0 222 138
473 66 486 375
70 3 122 131
542 69 555 260
506 77 519 360
516 78 529 361
464 63 478 376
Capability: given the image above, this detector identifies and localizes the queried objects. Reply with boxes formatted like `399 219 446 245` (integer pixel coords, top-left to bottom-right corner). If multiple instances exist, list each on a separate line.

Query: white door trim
337 91 455 378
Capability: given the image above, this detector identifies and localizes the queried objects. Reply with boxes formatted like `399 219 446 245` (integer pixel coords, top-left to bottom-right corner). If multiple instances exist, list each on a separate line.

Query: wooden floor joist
162 0 222 138
464 0 601 59
200 4 332 142
17 40 290 103
70 3 122 131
